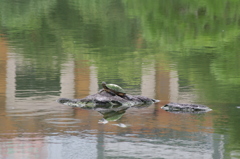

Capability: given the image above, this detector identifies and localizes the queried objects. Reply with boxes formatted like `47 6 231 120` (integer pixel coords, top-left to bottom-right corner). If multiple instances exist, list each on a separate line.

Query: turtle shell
102 82 126 97
106 84 126 94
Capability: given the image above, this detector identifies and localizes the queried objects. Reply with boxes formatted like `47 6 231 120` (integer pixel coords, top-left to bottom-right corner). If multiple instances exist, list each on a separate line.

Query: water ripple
44 118 81 125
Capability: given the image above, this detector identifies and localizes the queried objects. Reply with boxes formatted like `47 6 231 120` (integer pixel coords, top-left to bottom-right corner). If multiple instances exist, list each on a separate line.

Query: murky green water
1 0 240 159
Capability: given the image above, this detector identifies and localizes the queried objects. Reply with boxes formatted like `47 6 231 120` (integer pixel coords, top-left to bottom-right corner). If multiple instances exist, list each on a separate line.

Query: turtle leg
115 92 129 99
98 89 104 93
123 95 131 100
101 89 116 96
108 90 116 96
117 94 131 100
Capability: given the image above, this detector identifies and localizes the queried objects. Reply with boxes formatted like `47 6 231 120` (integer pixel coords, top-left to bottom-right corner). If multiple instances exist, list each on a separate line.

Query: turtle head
102 81 109 91
102 82 107 88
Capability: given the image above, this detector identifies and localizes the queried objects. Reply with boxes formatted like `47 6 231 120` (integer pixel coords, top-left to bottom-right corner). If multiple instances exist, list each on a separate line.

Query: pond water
1 1 240 159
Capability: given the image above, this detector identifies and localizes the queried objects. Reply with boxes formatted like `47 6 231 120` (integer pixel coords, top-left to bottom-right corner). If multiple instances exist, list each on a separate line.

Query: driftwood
161 103 212 113
58 89 158 109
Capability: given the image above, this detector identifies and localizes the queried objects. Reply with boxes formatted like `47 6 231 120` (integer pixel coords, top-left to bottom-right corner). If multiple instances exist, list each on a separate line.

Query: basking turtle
102 82 127 98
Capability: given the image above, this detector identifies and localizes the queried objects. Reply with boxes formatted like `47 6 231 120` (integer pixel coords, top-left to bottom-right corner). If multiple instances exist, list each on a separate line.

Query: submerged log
57 89 159 109
161 102 212 113
57 89 159 123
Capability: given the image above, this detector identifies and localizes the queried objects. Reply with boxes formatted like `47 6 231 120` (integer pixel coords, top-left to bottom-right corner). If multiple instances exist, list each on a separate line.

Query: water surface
1 0 240 159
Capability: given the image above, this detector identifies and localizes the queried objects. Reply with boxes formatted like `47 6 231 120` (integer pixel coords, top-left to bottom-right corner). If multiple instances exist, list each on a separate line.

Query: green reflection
1 1 240 99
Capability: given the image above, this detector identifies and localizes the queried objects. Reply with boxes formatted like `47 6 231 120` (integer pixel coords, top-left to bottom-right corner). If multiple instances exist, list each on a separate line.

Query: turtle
101 82 126 98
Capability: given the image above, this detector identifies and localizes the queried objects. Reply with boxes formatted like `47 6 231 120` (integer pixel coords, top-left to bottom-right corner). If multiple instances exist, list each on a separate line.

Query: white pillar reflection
169 70 179 102
89 65 98 95
60 58 75 98
6 52 16 108
141 62 156 98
